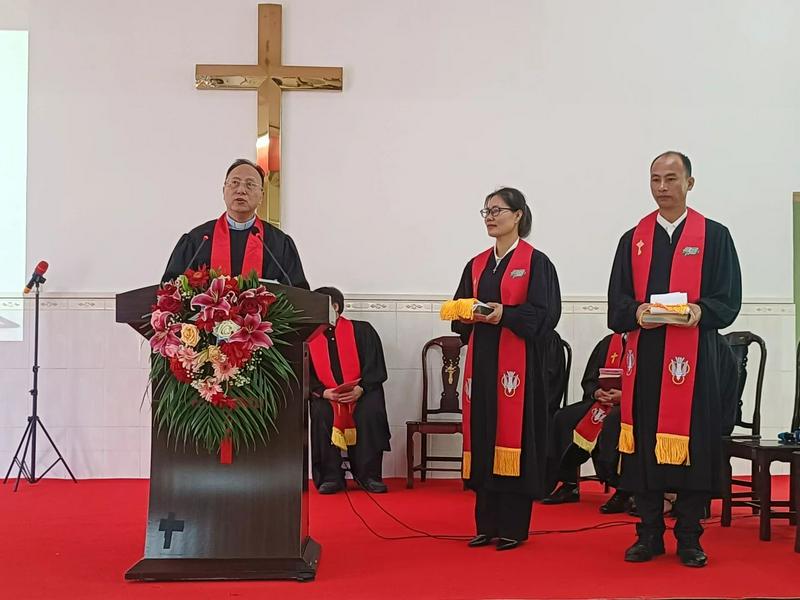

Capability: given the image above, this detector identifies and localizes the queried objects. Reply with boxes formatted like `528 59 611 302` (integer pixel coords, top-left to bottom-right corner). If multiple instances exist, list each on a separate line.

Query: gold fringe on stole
618 422 635 454
492 446 521 476
439 298 477 321
462 451 471 479
572 431 597 453
344 428 357 446
331 427 348 451
655 432 690 466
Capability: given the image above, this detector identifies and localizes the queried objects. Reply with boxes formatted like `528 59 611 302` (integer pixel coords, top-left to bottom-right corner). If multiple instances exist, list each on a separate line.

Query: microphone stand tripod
3 276 77 491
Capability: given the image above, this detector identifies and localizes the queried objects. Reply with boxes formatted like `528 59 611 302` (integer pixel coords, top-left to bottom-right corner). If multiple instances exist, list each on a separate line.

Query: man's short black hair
651 151 692 177
314 286 345 315
225 158 265 185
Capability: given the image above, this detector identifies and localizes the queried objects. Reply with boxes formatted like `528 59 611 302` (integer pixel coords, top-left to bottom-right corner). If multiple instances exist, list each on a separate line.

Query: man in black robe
608 151 741 567
162 158 309 288
543 333 631 513
308 287 392 494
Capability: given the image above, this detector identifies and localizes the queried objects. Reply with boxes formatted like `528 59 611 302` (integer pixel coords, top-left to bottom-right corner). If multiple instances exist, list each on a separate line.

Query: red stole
619 208 706 466
462 240 533 479
308 317 361 450
210 213 264 277
573 333 625 452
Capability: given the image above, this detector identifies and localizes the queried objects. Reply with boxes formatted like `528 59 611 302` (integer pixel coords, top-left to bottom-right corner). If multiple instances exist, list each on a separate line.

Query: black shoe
624 537 666 562
599 490 632 514
359 478 388 493
627 498 639 517
541 483 579 505
678 547 708 568
467 534 493 547
496 538 521 551
318 481 343 495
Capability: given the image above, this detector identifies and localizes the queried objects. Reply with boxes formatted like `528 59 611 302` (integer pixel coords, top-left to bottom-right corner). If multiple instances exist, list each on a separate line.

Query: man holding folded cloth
607 151 742 567
308 287 391 494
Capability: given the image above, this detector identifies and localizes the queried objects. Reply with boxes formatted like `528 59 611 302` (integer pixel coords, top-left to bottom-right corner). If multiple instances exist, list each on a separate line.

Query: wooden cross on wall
195 3 343 227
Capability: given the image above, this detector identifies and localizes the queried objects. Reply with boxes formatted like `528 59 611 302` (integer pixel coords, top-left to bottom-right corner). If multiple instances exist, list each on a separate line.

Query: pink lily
190 277 231 323
150 310 182 358
229 313 274 350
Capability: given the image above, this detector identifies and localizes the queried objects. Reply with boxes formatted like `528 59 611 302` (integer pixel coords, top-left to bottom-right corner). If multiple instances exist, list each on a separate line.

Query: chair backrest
559 338 573 410
724 331 767 436
421 335 466 419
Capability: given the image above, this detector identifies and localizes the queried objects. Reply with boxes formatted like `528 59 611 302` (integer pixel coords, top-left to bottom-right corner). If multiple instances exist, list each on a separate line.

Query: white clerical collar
227 214 257 230
494 237 520 263
656 209 687 241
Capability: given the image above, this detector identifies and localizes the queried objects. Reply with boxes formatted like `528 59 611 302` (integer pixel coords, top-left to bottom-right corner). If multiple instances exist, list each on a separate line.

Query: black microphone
184 235 210 272
23 260 49 294
251 229 293 287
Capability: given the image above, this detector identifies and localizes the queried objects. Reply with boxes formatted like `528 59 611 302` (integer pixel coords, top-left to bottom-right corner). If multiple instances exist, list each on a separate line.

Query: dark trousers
475 489 533 541
310 399 385 488
635 490 708 548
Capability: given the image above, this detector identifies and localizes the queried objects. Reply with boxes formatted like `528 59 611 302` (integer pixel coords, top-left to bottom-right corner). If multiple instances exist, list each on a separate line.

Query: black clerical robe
608 217 742 493
162 217 309 288
547 334 623 487
309 319 391 487
452 247 563 499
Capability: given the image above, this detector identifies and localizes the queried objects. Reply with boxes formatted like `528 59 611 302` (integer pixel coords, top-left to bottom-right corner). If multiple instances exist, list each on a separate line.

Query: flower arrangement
149 266 299 459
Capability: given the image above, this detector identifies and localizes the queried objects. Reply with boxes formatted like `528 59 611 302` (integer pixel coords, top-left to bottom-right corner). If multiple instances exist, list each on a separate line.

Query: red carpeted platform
1 478 797 599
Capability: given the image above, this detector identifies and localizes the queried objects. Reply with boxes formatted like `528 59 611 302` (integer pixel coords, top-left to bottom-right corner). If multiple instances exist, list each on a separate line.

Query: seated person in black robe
308 287 392 494
162 158 309 287
543 333 631 514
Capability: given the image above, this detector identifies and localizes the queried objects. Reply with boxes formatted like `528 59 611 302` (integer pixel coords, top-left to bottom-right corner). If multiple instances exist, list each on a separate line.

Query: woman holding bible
450 187 564 551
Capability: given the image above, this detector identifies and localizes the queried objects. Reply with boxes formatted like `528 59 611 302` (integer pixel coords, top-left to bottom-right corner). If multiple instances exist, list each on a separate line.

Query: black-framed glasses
480 207 515 219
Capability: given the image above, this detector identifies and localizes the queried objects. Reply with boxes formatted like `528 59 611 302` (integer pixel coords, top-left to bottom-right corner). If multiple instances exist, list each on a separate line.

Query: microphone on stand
183 235 210 273
251 229 293 287
23 261 49 294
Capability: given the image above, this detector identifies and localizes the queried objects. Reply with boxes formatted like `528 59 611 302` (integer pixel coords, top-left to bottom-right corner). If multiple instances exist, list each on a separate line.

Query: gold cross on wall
195 4 343 227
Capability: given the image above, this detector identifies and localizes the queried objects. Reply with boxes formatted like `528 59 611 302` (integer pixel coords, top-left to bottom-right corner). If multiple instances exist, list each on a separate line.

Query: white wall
20 0 800 299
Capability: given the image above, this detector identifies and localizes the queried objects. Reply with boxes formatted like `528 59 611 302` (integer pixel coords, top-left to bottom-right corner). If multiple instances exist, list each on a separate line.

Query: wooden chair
406 336 466 488
721 333 800 541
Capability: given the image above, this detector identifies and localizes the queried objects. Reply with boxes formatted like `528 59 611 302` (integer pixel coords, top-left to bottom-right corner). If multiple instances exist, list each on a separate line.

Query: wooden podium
116 283 333 581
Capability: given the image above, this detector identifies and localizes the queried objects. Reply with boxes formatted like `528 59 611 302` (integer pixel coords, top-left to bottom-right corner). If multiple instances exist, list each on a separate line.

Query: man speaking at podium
162 158 309 288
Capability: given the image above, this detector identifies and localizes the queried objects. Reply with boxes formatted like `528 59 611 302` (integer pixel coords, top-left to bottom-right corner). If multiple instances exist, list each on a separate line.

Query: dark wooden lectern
116 283 332 581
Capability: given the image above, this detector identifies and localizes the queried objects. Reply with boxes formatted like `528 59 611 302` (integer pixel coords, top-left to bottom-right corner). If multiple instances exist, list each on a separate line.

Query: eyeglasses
480 207 515 219
225 178 262 192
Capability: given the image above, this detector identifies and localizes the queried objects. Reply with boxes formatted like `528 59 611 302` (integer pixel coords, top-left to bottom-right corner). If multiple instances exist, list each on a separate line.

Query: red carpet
1 478 797 599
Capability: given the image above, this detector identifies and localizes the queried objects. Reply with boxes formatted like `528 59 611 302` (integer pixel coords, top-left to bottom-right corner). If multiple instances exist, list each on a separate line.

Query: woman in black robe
452 187 563 551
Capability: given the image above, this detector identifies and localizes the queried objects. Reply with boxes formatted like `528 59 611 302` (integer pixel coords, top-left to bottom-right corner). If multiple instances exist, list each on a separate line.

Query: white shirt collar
494 237 520 263
656 210 687 241
227 214 257 230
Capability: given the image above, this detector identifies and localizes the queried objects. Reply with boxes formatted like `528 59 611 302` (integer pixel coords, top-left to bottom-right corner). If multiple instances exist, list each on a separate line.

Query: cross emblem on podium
159 512 185 550
195 4 343 228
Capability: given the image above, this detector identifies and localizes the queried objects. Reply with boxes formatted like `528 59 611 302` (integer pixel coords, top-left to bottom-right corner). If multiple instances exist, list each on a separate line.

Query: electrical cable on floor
341 480 758 542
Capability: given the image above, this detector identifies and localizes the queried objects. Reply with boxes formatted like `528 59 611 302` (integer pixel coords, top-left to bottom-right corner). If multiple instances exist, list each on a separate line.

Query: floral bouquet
148 266 299 461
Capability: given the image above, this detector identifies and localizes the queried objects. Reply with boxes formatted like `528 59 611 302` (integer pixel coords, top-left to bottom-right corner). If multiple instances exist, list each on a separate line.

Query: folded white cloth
649 292 688 313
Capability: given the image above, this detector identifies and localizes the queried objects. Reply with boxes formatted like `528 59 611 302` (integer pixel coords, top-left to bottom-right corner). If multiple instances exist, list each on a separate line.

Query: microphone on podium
23 260 49 294
183 235 209 273
251 229 294 287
